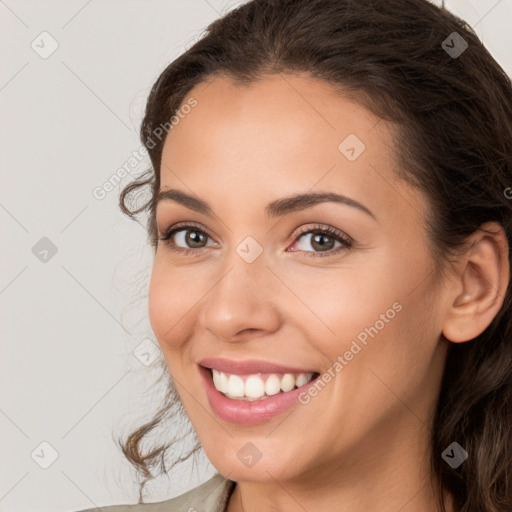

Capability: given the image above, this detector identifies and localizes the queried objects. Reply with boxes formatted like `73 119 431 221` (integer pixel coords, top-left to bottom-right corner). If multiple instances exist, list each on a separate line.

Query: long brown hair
117 1 512 510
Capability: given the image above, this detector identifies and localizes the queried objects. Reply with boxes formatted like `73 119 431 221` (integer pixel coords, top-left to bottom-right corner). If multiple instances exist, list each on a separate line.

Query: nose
198 247 282 342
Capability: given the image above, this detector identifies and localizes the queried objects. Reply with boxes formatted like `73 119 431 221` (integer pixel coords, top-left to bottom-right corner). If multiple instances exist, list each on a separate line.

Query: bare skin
148 72 509 512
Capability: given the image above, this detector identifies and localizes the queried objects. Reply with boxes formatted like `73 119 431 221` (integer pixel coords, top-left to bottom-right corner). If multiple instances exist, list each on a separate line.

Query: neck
226 420 456 512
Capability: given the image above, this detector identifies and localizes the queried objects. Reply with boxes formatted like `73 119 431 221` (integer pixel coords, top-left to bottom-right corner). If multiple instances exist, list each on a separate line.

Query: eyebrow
155 189 376 220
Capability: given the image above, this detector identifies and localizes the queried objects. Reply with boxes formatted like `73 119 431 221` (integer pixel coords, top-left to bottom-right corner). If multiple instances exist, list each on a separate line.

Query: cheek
308 254 428 372
147 261 198 350
299 268 399 351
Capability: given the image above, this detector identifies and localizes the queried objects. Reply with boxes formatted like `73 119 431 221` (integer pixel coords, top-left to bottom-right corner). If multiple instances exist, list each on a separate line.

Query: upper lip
198 357 319 375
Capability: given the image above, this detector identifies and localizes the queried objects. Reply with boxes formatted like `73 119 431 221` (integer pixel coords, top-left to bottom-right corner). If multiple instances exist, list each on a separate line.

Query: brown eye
158 224 216 254
290 225 353 259
181 229 208 248
305 231 337 251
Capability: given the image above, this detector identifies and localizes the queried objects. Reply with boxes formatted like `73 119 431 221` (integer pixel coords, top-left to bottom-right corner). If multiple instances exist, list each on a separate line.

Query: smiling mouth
205 367 321 401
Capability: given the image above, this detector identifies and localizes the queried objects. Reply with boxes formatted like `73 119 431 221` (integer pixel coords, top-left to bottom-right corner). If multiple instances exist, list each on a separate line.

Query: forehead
159 73 428 226
164 72 381 156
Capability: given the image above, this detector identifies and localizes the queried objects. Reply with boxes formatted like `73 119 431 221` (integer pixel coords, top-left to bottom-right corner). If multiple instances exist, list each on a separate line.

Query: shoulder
74 473 236 512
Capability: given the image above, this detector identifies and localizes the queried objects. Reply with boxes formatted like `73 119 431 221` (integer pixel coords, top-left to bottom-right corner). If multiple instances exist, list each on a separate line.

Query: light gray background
1 1 511 511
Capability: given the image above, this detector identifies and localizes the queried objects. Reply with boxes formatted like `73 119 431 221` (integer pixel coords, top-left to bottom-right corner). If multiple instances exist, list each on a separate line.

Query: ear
442 221 510 343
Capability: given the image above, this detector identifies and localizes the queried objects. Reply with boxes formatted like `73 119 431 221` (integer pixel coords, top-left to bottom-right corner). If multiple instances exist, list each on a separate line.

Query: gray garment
75 473 236 512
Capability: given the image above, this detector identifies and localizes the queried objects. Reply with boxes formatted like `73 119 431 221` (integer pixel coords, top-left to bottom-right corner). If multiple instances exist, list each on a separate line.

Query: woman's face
149 73 451 485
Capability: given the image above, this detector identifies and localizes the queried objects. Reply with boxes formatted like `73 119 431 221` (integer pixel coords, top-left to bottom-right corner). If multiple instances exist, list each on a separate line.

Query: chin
205 445 305 483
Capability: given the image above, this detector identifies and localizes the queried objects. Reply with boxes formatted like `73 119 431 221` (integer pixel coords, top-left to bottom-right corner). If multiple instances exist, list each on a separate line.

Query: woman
77 0 512 510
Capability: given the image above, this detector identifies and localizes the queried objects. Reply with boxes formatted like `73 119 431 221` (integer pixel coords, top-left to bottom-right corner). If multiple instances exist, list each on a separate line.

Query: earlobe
442 222 510 344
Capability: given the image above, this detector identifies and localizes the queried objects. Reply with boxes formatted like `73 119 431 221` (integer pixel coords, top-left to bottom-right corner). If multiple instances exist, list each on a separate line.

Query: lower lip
198 365 320 425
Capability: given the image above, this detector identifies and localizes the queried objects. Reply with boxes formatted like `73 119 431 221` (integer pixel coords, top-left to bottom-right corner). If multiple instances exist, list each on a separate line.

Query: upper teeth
211 369 315 400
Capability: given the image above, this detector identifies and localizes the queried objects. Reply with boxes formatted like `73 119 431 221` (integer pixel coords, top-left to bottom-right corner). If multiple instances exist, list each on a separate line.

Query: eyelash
157 222 353 259
158 224 354 258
